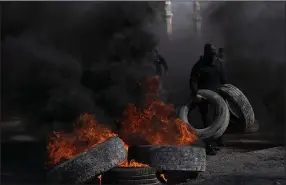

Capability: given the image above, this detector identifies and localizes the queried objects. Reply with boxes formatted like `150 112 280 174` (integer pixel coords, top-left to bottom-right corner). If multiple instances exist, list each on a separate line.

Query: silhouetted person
189 43 226 155
153 49 168 76
152 49 168 94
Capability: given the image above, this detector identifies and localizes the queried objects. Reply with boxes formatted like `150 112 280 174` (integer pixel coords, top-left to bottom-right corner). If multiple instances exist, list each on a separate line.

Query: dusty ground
180 146 285 185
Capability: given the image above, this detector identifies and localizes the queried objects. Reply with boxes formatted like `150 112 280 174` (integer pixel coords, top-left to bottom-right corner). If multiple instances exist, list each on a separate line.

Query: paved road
180 146 285 185
1 139 285 185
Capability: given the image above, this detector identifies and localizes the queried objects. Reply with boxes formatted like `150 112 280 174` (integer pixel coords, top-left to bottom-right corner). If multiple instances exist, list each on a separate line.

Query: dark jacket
190 56 226 95
154 54 168 76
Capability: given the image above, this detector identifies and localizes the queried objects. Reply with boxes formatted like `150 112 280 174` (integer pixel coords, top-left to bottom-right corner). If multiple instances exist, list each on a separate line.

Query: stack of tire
47 137 162 185
46 84 255 185
126 84 255 184
129 88 229 184
179 84 256 139
103 167 161 185
128 143 206 184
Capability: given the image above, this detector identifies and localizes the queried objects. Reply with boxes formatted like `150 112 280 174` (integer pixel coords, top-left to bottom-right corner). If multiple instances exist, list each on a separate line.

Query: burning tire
129 145 206 172
104 167 161 185
218 84 255 133
47 137 127 184
179 89 230 139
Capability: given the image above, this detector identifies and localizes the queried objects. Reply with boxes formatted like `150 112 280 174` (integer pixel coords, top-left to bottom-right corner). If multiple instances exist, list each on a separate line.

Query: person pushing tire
189 43 226 155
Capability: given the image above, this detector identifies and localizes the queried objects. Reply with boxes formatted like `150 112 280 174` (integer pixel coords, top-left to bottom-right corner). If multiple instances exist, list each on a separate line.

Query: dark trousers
188 99 223 147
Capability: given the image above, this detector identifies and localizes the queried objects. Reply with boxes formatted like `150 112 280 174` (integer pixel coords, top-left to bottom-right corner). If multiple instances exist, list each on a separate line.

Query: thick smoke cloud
205 2 285 141
2 2 285 142
158 2 285 141
2 2 159 132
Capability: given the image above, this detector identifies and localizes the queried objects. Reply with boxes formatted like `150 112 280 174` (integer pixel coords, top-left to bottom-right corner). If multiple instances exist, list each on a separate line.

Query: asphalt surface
1 132 285 185
180 146 285 185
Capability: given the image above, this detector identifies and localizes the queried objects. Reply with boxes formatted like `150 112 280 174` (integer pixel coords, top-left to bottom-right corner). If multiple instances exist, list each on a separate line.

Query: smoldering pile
45 76 203 185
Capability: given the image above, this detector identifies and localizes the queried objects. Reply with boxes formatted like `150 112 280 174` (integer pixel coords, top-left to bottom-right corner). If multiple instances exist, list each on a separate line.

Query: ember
119 159 149 168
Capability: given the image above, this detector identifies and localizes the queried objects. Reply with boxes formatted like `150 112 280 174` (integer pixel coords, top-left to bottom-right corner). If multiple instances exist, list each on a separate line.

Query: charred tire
104 167 160 185
47 137 127 184
179 89 230 139
129 145 206 172
163 171 199 184
218 84 255 132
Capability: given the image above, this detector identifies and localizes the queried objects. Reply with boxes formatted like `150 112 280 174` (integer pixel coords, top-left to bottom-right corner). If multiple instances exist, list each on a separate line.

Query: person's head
203 43 217 59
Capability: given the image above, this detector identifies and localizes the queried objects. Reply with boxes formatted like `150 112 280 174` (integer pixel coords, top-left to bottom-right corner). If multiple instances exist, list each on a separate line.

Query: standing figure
153 49 168 77
152 49 168 94
189 43 226 155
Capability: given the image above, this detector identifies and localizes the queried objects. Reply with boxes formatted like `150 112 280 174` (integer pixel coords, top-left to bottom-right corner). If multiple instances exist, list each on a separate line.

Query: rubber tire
128 145 206 172
162 171 199 184
218 84 255 132
47 137 127 184
104 167 160 185
179 89 230 139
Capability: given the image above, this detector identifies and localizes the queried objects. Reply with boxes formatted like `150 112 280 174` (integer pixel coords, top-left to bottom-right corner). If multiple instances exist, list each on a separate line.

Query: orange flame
120 76 197 146
47 75 197 167
160 174 168 183
47 114 117 165
47 114 148 167
119 159 149 168
97 175 102 185
118 143 149 167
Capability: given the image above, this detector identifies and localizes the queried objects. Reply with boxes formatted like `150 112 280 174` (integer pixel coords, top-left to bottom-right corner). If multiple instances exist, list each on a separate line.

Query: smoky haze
157 1 285 141
1 2 285 142
2 2 160 133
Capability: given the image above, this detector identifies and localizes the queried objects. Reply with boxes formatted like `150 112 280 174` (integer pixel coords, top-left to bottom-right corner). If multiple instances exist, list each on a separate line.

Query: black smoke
2 2 160 132
2 2 285 142
204 2 285 140
158 2 285 142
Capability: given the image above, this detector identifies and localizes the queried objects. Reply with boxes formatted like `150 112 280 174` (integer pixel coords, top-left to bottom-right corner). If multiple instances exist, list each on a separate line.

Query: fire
119 159 149 168
119 143 149 167
47 75 197 167
97 175 102 185
120 76 197 146
160 173 168 183
47 114 147 167
47 114 117 165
